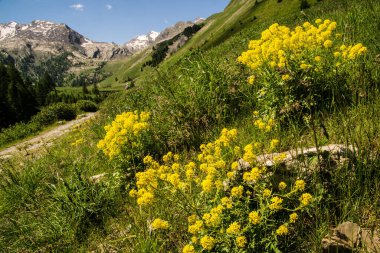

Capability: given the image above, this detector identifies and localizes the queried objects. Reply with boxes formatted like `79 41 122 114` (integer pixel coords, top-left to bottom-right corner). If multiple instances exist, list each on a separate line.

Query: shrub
97 111 152 171
48 103 77 121
127 125 320 252
31 103 77 126
237 19 367 122
31 107 58 126
76 100 98 113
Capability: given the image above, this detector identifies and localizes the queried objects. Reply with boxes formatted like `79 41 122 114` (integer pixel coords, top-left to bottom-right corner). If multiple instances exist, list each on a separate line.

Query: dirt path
0 113 97 160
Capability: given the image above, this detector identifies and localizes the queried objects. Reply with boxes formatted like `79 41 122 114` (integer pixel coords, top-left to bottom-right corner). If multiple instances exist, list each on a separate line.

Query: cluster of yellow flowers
150 218 169 230
253 110 276 132
238 19 366 77
237 19 368 119
70 138 84 147
127 124 315 252
97 111 150 159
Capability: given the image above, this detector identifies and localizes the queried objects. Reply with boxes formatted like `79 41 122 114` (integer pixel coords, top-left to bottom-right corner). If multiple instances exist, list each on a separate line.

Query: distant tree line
0 63 39 128
0 61 103 129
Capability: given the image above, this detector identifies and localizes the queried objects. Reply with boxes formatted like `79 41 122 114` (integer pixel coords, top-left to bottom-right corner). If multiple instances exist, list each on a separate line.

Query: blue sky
0 0 230 44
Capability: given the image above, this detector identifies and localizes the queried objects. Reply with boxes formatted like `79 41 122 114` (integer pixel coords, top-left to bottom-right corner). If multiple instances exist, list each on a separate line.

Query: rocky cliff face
0 20 132 62
155 21 194 43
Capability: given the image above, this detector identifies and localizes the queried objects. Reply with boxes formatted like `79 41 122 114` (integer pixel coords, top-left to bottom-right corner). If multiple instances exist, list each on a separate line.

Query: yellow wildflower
279 181 287 190
289 213 298 223
231 185 244 198
200 235 216 251
324 40 333 48
226 222 241 235
188 214 197 224
294 180 306 191
276 224 289 236
249 211 261 225
182 245 195 253
151 218 169 230
248 75 255 85
236 236 247 248
269 196 283 211
282 74 291 81
299 193 313 206
263 188 272 198
221 197 233 209
188 220 203 234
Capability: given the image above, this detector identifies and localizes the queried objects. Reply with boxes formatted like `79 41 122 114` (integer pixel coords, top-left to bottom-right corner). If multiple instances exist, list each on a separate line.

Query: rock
361 229 380 253
89 173 108 183
322 222 380 253
322 222 360 253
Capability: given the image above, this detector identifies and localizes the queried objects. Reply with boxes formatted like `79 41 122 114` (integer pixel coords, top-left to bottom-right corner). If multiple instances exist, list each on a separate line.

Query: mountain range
0 19 201 61
0 19 203 81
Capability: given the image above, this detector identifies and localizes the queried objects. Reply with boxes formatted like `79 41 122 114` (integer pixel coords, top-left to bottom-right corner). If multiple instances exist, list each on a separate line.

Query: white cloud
106 4 112 10
70 4 84 11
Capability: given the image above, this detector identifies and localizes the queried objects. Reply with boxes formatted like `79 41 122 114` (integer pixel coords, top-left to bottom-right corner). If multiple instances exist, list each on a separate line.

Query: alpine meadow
0 0 380 252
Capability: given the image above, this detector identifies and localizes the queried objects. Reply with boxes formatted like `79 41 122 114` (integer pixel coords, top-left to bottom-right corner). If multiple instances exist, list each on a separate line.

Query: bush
237 19 367 122
31 103 77 126
50 103 77 121
31 107 58 126
127 126 320 252
97 111 152 172
76 100 98 113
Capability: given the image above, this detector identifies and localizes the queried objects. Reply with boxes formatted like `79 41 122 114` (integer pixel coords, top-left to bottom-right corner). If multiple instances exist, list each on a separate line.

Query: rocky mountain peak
124 30 160 52
0 19 132 67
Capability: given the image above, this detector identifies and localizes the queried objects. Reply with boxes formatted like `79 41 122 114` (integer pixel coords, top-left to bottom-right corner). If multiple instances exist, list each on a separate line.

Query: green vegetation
0 102 94 148
0 61 103 147
1 0 380 252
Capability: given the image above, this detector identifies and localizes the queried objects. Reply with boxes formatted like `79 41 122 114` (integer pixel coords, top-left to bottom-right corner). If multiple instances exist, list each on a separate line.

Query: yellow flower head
248 75 255 85
269 196 283 211
151 218 169 230
294 180 306 191
221 197 233 209
276 224 289 236
289 212 298 223
249 211 261 225
188 214 197 224
236 236 247 248
263 188 272 198
282 74 291 81
314 56 322 62
188 220 203 234
231 185 244 198
200 235 216 251
299 193 313 206
324 40 333 48
226 222 241 235
182 244 195 253
279 181 287 190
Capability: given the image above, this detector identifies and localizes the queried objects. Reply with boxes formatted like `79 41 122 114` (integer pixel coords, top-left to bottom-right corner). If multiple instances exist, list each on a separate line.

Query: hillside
98 0 302 88
1 0 380 252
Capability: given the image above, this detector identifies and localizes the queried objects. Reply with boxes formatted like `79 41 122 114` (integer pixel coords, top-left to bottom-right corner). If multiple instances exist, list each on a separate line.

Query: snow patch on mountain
124 31 160 52
0 21 18 41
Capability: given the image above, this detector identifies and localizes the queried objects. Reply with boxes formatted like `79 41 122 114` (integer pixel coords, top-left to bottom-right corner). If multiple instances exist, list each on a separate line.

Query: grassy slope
95 0 261 89
1 0 380 252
